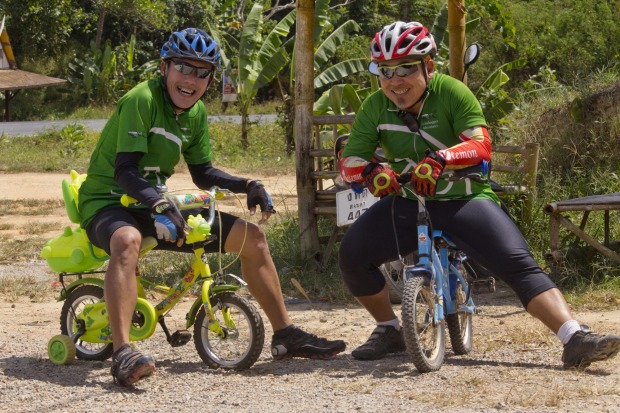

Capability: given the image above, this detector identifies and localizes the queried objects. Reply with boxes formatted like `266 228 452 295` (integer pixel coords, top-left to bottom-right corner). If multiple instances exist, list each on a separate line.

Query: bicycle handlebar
120 187 230 244
396 161 489 185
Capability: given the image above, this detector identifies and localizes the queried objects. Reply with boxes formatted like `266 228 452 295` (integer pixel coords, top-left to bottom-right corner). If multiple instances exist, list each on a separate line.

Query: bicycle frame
403 198 475 324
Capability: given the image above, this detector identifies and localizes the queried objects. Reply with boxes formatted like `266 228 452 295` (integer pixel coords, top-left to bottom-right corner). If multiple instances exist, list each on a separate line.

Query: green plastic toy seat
42 170 158 273
42 170 108 272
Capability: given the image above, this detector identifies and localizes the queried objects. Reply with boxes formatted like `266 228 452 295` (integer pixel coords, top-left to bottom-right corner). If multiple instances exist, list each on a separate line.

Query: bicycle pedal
169 330 192 347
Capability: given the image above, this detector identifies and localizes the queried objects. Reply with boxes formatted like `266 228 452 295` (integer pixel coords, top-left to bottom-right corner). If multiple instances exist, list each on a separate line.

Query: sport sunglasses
368 60 423 79
170 60 214 79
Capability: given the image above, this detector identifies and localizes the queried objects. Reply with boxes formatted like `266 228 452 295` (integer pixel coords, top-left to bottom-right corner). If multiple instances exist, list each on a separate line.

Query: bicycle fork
194 247 246 338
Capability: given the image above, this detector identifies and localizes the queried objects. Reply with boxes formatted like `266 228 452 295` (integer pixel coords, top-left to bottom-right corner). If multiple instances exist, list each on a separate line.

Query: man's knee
110 227 142 256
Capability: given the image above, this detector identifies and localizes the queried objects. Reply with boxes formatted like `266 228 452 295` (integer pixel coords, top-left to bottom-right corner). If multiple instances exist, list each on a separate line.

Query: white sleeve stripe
150 127 182 155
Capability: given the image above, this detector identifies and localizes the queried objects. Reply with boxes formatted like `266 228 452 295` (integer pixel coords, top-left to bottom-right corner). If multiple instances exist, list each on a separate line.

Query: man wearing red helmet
338 21 620 368
79 28 345 386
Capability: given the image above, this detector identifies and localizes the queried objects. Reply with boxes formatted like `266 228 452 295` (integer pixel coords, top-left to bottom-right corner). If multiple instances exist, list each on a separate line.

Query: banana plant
208 3 295 149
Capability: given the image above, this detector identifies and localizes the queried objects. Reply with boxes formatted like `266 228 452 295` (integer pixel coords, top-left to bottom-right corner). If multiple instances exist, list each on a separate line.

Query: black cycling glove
246 181 276 213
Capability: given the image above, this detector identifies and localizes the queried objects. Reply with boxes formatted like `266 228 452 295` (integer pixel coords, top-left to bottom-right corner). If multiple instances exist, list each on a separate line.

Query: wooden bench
544 193 620 267
304 115 540 267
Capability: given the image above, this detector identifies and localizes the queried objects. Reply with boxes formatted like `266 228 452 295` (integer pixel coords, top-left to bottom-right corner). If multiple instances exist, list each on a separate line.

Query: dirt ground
0 172 619 413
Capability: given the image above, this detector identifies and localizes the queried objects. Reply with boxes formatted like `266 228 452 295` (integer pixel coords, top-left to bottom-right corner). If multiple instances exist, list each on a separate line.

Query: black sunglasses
170 60 214 79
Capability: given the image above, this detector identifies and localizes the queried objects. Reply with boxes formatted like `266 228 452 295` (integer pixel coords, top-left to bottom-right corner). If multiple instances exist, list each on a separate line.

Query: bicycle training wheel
60 285 114 361
194 293 265 370
401 275 446 373
446 268 473 355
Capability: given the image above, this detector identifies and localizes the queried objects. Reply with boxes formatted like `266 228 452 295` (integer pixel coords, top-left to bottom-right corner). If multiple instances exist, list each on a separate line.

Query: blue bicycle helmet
161 28 221 68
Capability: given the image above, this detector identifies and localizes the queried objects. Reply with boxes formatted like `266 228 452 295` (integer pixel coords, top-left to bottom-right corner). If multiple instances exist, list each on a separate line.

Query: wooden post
295 0 320 261
447 0 466 81
523 142 540 220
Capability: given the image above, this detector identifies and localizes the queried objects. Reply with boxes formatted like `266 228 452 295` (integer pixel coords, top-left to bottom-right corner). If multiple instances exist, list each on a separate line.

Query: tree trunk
448 0 466 81
275 75 295 155
295 0 320 261
400 0 410 21
241 109 249 150
96 8 106 49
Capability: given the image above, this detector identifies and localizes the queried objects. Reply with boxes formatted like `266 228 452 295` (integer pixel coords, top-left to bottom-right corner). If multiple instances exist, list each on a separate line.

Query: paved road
0 114 277 137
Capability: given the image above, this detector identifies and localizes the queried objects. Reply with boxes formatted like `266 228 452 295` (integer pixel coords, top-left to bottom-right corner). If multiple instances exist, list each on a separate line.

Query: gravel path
0 172 618 412
0 274 619 413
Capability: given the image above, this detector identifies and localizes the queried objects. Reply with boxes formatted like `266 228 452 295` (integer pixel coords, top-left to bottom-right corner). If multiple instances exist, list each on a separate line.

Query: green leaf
314 20 360 69
259 9 296 68
238 3 263 80
478 58 527 96
314 58 368 89
313 0 331 43
255 47 290 91
484 93 518 124
431 4 449 51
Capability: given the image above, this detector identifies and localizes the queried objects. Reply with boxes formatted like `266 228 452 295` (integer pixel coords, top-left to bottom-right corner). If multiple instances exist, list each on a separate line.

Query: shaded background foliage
0 0 618 120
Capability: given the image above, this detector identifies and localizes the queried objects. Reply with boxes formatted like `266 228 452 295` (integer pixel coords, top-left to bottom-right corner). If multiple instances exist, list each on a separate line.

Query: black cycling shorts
85 206 239 255
338 196 557 308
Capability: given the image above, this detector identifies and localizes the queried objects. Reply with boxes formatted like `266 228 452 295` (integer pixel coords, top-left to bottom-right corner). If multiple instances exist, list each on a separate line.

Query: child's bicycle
396 163 489 373
43 171 265 370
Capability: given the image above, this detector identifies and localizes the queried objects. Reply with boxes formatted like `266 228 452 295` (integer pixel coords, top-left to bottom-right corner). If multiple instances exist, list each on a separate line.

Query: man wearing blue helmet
79 28 346 387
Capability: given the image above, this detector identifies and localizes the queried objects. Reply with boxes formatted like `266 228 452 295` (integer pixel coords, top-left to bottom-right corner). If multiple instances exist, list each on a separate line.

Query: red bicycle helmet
370 21 437 62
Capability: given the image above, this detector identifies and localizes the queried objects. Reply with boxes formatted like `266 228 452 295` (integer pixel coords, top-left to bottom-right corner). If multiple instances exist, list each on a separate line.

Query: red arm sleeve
339 156 370 183
436 126 492 168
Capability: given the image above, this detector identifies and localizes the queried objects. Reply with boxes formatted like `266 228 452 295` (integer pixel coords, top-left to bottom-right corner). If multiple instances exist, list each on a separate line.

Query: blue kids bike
397 164 489 373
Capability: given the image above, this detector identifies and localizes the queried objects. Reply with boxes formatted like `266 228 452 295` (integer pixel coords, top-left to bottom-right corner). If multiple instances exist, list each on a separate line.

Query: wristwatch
153 202 172 214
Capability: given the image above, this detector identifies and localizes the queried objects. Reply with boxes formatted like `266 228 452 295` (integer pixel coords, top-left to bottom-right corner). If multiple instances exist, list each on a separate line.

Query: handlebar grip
120 194 138 207
396 173 412 184
448 161 489 183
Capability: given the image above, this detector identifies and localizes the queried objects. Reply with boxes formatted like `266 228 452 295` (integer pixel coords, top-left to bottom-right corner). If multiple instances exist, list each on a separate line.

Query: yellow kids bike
43 170 265 370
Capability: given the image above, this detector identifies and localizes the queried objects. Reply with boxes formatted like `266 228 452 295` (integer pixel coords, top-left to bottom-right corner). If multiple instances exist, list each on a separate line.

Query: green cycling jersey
78 79 213 228
342 73 499 202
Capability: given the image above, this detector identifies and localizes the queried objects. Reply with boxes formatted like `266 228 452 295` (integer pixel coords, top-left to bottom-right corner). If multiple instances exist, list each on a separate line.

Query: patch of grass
0 236 49 262
0 117 293 176
68 105 115 120
0 199 64 216
209 122 295 175
0 132 97 172
21 222 64 236
0 275 51 303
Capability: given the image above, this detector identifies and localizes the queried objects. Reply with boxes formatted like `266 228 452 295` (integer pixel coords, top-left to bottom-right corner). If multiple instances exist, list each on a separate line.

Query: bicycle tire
194 293 265 370
380 262 403 304
401 275 446 373
380 253 417 304
60 285 113 361
445 270 473 355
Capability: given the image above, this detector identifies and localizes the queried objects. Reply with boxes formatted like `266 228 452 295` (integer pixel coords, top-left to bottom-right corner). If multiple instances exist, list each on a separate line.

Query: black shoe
562 330 620 370
110 344 156 386
271 325 346 360
352 325 406 361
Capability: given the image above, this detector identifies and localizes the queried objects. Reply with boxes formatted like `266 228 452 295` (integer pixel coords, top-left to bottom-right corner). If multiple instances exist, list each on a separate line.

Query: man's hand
411 151 446 197
362 163 400 198
152 201 186 246
247 180 276 224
